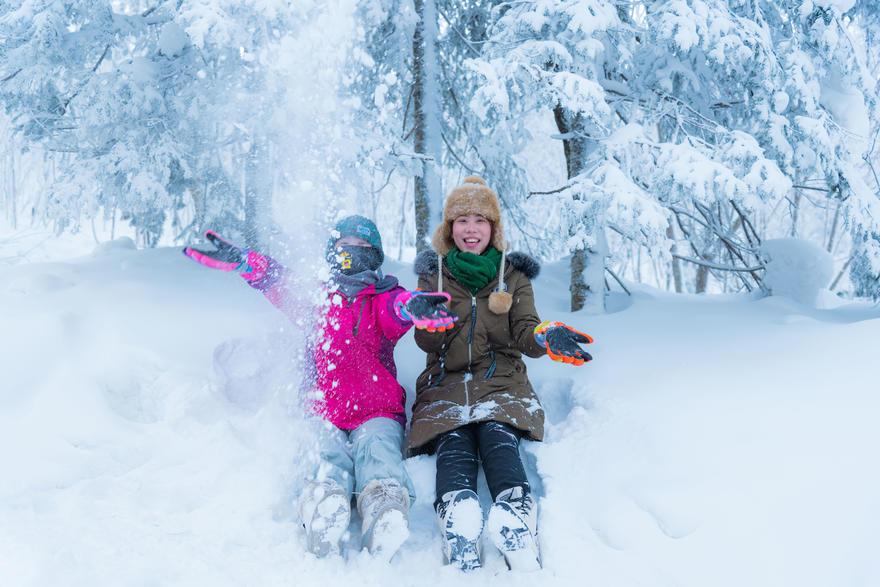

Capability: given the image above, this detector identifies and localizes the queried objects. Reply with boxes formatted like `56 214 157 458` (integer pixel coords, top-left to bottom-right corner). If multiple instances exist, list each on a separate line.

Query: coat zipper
463 294 477 418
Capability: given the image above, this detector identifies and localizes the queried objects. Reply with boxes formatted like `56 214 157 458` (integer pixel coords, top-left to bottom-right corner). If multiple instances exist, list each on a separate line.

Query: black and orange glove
534 321 594 365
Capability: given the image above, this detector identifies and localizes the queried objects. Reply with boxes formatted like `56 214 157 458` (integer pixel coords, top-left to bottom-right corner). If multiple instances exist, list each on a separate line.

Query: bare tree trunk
827 199 841 253
695 265 709 293
412 0 442 253
244 138 270 249
667 220 683 293
554 105 604 312
9 144 17 229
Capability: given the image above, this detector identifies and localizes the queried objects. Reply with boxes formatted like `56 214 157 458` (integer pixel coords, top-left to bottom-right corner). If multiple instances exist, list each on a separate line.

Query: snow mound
760 238 834 306
93 236 137 254
2 250 880 586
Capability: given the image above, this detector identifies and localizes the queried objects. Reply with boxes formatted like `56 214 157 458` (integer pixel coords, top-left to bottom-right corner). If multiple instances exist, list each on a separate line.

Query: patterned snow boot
436 489 484 571
299 480 351 557
487 486 541 571
357 478 411 561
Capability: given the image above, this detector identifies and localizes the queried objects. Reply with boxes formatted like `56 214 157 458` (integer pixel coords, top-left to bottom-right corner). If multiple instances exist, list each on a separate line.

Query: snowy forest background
2 0 880 309
3 3 880 585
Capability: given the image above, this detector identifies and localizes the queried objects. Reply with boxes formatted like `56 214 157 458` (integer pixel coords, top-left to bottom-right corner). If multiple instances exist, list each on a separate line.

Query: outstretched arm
183 230 288 311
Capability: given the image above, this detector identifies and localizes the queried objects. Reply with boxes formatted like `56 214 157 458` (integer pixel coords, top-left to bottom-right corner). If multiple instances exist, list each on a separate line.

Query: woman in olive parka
410 176 594 571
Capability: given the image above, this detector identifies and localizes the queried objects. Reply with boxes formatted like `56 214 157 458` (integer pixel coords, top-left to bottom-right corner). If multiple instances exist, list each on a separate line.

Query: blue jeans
313 417 416 501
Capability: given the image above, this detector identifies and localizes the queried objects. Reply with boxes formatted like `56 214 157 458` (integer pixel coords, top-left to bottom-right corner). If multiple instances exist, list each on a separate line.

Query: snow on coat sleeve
509 275 547 358
239 251 288 312
375 286 413 342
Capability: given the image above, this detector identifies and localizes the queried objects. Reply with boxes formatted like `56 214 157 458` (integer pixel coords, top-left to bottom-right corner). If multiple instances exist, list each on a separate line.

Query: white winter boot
299 480 351 557
357 478 411 561
435 489 484 571
487 486 541 571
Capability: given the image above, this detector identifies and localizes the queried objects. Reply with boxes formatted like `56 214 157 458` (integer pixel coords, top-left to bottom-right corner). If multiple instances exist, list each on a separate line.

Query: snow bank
760 238 834 306
1 249 879 586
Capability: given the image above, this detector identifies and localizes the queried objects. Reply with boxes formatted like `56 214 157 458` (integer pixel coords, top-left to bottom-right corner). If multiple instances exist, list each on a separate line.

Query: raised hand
534 321 594 365
183 230 248 272
395 291 458 332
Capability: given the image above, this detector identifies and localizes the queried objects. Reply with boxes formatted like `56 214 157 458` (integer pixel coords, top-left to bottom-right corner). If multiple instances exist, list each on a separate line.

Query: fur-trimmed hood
414 249 540 281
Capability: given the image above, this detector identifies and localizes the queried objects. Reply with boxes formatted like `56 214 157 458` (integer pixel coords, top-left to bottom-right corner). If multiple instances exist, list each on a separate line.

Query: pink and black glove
395 291 458 332
183 230 250 272
534 321 594 366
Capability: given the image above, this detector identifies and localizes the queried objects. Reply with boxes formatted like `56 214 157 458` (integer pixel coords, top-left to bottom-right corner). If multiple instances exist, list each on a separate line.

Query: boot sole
366 508 410 562
442 495 483 571
306 493 351 557
487 502 541 571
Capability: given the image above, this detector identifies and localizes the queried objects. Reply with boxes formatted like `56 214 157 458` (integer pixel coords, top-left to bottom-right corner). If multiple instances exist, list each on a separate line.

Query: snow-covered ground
1 240 879 586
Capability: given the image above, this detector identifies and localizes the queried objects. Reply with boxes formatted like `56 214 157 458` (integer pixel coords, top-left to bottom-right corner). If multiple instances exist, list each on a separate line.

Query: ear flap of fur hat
432 176 506 255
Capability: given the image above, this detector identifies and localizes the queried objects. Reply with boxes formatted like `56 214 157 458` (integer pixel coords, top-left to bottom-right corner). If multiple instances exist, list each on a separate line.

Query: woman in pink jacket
184 215 456 561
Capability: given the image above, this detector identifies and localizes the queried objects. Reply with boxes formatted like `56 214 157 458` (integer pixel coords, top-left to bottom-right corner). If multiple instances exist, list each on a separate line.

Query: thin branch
401 84 414 139
91 44 111 73
730 200 762 246
435 6 482 57
792 184 833 193
605 266 631 295
1 68 22 83
690 202 761 291
669 205 712 231
863 126 880 194
673 254 764 272
440 131 482 174
829 255 854 291
529 184 573 196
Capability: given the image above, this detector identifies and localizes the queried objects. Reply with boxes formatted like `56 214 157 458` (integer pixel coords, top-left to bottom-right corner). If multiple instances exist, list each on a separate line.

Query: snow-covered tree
468 0 879 305
468 1 668 311
0 1 314 247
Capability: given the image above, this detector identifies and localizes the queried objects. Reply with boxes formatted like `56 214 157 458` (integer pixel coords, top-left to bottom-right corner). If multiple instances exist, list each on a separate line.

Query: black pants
434 421 530 506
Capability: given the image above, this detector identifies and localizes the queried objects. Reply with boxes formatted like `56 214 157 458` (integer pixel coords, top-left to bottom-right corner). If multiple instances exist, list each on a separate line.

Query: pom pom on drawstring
488 290 512 314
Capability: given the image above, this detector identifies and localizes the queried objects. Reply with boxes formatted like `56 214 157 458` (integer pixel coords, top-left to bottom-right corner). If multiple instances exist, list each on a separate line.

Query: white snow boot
487 486 541 571
436 489 484 571
299 480 351 557
357 478 411 561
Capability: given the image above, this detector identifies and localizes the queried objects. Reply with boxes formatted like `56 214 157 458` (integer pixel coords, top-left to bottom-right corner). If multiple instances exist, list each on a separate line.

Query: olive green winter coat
407 250 546 455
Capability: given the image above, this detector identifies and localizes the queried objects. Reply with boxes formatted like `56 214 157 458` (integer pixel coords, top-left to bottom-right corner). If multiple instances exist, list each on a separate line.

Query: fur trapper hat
431 176 506 256
429 176 516 313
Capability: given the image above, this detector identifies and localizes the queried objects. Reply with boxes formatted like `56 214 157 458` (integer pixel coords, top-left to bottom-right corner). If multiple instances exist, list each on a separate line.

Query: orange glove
534 321 594 365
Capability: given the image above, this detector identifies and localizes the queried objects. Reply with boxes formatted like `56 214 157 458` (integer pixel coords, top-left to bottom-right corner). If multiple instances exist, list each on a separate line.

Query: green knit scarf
445 246 502 294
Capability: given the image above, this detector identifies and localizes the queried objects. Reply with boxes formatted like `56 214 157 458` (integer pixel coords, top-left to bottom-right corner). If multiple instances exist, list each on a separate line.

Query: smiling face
451 214 492 254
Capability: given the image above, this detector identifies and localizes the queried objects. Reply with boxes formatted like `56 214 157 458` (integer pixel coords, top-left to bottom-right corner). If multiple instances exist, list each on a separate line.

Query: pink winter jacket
241 251 412 430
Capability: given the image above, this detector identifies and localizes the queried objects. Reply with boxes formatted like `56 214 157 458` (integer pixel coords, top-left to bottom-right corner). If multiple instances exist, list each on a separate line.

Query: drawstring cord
497 249 507 292
437 254 443 293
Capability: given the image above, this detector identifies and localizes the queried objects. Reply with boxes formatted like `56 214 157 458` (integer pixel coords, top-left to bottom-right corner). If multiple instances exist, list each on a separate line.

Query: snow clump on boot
299 479 351 558
357 478 410 561
487 486 541 571
435 489 484 571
